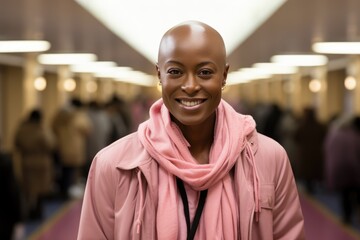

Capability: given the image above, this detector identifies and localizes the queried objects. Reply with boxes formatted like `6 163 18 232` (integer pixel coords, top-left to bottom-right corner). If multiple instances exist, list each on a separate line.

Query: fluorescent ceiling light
38 53 97 65
312 42 360 54
271 54 328 66
70 61 116 73
227 72 252 85
227 68 272 85
94 66 133 78
230 63 299 86
116 76 156 87
75 0 287 62
252 62 298 74
94 67 156 86
115 71 157 87
0 40 50 53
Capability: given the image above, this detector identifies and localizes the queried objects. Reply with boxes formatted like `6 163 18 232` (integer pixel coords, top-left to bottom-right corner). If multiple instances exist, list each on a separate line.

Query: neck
174 114 216 164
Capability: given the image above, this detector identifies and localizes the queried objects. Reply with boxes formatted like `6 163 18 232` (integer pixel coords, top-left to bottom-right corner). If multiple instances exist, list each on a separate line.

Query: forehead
158 24 226 65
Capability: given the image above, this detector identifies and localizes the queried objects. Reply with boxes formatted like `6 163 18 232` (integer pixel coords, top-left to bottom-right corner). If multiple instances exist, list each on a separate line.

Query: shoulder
249 130 286 157
253 132 290 177
94 132 152 171
255 132 286 156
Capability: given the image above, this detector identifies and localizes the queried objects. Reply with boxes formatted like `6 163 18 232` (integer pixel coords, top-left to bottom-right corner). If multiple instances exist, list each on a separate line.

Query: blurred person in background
277 108 300 177
262 103 283 143
14 109 55 220
324 115 360 224
52 98 92 199
85 101 112 178
294 107 327 194
0 138 25 240
105 96 131 144
130 94 152 132
251 102 271 135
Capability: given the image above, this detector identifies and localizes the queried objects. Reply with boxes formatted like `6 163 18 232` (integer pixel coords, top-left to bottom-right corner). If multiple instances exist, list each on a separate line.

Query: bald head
157 21 227 65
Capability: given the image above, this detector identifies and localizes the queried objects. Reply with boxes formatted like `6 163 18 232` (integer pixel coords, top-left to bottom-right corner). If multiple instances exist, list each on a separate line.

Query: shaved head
157 21 227 65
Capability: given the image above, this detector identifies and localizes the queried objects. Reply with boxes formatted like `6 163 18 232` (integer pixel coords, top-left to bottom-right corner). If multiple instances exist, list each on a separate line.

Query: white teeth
180 100 202 107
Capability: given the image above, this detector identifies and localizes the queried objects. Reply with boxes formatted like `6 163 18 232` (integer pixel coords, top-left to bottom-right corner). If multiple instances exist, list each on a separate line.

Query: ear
222 63 230 86
156 63 161 80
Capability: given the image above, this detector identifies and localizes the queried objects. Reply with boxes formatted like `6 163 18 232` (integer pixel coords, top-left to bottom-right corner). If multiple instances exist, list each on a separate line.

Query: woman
78 21 305 240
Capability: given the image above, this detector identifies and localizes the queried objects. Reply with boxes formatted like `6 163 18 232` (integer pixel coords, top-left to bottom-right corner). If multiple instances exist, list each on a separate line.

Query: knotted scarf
138 98 256 239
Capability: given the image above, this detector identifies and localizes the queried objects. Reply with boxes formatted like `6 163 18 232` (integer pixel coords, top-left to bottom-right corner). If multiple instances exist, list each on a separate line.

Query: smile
178 99 204 107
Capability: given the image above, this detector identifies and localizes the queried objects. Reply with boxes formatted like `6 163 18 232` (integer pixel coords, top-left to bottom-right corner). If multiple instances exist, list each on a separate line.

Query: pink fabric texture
138 99 257 239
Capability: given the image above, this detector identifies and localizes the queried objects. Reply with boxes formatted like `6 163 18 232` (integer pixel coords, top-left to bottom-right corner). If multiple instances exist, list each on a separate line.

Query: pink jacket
78 131 305 240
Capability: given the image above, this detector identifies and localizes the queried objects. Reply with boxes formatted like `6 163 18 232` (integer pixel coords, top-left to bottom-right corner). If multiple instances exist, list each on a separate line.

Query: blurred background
1 0 360 239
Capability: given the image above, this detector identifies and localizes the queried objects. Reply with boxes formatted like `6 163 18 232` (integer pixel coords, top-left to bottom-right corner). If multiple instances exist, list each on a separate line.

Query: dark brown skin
156 21 229 164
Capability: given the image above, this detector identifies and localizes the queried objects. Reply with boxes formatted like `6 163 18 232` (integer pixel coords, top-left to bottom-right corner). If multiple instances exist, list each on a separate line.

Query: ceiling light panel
252 62 298 74
75 0 287 62
0 40 50 53
271 54 328 66
312 42 360 54
70 61 116 73
38 53 97 65
227 68 272 85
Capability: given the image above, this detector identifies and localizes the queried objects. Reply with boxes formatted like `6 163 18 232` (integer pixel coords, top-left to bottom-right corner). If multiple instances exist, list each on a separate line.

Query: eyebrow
164 60 217 68
164 60 183 66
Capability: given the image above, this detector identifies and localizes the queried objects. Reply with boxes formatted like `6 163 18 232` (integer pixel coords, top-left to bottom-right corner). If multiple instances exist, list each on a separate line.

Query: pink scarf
138 99 256 239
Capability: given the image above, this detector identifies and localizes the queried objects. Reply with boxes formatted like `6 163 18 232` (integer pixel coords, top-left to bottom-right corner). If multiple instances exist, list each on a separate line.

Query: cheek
161 82 177 105
161 79 182 93
212 90 222 106
207 83 223 107
206 82 223 96
161 82 173 95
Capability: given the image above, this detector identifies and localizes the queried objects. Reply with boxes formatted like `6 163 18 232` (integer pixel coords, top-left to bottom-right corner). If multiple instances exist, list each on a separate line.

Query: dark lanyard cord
176 177 208 240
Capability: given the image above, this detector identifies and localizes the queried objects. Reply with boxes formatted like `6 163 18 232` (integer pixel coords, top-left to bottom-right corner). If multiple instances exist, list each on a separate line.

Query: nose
181 74 200 93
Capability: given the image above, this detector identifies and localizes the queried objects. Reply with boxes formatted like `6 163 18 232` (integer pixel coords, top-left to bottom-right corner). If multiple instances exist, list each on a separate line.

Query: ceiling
0 0 359 76
74 0 286 64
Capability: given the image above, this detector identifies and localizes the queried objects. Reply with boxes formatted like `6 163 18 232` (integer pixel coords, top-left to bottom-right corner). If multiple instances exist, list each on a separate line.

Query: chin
173 113 214 128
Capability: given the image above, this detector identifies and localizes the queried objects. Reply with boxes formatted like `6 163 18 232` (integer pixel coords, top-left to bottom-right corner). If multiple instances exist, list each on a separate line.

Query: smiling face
157 21 229 127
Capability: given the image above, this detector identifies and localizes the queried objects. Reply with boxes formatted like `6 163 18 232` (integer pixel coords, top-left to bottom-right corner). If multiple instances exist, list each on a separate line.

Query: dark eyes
167 69 182 75
198 69 213 76
166 68 214 77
